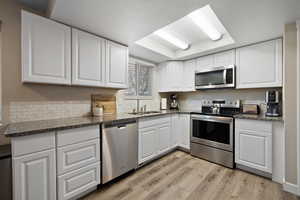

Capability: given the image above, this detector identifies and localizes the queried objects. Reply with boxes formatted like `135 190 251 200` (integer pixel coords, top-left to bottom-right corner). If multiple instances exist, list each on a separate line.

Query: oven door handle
191 115 233 124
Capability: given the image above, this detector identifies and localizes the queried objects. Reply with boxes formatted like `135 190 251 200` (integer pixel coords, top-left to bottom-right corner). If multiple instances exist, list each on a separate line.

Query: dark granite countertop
234 114 283 122
3 110 191 137
3 110 283 137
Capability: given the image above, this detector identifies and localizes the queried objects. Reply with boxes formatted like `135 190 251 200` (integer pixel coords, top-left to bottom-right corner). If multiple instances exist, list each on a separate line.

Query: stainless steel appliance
102 119 138 184
190 99 240 168
195 65 235 90
0 144 12 200
265 90 281 117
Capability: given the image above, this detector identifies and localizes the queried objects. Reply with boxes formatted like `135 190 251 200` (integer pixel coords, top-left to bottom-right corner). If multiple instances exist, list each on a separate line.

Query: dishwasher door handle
117 125 127 129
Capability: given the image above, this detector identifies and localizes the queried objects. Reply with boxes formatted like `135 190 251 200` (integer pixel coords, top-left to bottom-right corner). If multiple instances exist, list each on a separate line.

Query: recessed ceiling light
188 9 222 41
154 30 190 50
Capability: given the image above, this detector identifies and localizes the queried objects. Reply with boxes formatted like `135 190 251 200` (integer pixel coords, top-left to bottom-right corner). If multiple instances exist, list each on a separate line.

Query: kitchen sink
128 111 161 115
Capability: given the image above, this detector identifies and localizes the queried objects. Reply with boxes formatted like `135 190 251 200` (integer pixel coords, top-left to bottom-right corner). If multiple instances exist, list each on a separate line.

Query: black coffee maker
169 94 179 110
265 90 281 117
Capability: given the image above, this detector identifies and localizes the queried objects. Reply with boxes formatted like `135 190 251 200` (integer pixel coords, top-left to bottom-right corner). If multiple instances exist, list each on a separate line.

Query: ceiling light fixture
188 10 222 41
154 30 189 50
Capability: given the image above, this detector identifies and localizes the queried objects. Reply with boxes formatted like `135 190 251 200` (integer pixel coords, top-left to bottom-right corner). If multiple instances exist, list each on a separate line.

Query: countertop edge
4 111 283 137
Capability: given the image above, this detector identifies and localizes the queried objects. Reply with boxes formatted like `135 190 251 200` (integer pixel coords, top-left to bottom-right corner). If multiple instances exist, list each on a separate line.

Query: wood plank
83 151 300 200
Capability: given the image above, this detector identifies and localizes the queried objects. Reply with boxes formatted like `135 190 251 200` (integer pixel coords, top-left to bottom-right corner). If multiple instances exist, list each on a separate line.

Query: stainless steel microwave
195 65 235 90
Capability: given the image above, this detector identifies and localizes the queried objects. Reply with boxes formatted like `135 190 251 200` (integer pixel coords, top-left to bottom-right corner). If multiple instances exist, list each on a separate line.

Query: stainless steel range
190 100 240 168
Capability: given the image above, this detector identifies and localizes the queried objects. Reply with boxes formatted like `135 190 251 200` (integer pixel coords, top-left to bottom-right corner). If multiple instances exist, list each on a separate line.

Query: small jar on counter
93 103 104 116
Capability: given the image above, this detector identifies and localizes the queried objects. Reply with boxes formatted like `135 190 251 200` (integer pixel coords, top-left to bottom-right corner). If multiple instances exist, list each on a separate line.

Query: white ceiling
49 0 300 63
135 5 235 60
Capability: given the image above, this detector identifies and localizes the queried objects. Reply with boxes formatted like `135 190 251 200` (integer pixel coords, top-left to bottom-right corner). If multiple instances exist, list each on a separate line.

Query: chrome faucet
132 99 147 113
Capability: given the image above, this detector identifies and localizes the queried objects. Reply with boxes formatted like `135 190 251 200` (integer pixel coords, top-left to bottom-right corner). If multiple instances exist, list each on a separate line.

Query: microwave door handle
223 68 227 84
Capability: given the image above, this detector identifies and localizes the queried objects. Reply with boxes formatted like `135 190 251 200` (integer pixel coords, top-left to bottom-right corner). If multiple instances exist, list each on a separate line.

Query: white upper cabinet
22 11 128 89
22 10 71 85
182 59 196 92
157 62 168 92
72 29 105 87
196 49 235 72
105 41 128 88
158 61 183 92
214 49 235 67
236 39 283 88
196 55 214 71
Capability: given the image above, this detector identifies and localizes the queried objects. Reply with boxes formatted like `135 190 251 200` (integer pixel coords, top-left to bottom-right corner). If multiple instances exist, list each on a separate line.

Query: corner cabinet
158 61 183 92
72 29 106 87
138 115 172 164
236 39 283 88
105 41 128 88
22 10 71 85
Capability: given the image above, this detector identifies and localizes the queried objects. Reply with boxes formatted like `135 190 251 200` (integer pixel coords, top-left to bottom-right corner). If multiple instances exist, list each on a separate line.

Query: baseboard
283 180 299 196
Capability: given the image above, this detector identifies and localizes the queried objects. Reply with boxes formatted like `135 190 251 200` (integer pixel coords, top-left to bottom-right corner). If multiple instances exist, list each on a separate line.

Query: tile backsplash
9 101 91 123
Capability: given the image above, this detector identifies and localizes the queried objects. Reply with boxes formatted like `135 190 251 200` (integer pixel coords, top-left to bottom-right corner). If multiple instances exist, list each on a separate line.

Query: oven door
191 115 233 152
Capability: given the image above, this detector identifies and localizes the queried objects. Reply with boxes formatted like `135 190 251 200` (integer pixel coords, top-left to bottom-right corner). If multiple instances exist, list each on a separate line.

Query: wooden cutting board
91 94 116 115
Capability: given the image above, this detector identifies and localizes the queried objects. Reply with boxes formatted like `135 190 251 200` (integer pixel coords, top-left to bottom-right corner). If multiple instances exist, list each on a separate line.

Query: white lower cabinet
138 116 171 164
171 114 181 148
57 162 100 200
139 127 157 163
57 138 100 175
171 114 190 150
157 123 171 154
179 114 190 150
139 114 191 164
235 119 272 173
12 126 101 200
13 149 57 200
56 126 100 200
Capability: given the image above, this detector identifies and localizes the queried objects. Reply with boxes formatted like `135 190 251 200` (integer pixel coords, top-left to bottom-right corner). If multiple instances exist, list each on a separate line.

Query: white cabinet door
13 149 56 200
139 127 157 164
235 119 272 173
171 114 180 148
182 59 196 91
236 39 282 88
105 41 128 88
196 55 214 71
158 63 168 92
72 29 105 87
179 114 190 150
158 61 183 92
57 139 100 175
22 10 71 85
214 49 235 66
157 123 171 154
58 162 100 200
168 61 183 91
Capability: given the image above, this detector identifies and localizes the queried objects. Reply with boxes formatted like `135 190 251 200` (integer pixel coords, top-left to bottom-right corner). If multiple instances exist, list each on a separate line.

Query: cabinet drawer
57 125 100 147
57 139 100 175
12 132 55 157
139 115 171 129
58 162 100 200
235 119 272 133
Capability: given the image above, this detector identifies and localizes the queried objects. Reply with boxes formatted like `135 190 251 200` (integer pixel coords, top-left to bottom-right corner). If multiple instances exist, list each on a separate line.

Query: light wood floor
84 151 299 200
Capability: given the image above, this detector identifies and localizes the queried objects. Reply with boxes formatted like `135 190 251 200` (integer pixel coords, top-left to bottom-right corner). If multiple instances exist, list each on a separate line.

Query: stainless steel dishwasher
102 119 138 184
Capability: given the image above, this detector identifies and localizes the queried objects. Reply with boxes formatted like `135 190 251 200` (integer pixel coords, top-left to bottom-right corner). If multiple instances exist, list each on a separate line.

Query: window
125 63 153 99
